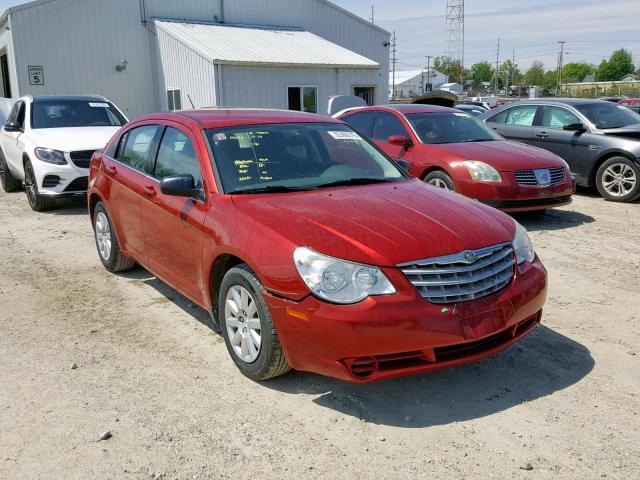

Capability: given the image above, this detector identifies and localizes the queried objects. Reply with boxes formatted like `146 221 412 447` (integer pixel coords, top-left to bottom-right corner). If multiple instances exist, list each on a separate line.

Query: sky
0 0 638 74
333 0 640 73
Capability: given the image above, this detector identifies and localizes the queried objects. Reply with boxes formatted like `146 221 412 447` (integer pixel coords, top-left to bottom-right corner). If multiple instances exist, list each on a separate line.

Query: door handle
142 185 157 198
536 132 549 139
104 164 118 175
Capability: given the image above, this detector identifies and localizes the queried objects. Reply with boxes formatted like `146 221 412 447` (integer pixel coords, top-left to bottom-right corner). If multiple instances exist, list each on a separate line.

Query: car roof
133 108 344 129
501 98 609 107
29 95 108 103
342 104 457 116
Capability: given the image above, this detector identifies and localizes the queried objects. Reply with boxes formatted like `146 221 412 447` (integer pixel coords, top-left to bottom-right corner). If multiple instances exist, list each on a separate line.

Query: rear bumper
265 257 548 382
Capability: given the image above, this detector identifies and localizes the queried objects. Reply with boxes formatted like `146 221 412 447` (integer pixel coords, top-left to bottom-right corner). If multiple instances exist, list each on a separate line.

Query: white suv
0 95 127 211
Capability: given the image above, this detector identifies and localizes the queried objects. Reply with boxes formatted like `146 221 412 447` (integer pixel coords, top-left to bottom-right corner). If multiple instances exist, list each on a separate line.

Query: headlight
463 160 502 183
293 247 396 304
512 221 535 265
34 148 67 165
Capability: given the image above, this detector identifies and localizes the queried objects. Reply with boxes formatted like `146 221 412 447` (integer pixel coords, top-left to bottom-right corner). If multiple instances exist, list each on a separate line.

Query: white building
439 82 463 95
0 0 390 118
389 69 448 100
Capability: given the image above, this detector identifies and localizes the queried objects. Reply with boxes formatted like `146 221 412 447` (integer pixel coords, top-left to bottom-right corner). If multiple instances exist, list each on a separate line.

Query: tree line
429 49 637 90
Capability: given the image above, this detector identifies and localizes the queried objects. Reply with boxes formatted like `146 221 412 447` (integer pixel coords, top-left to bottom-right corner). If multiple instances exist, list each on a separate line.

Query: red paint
89 109 548 382
338 105 575 212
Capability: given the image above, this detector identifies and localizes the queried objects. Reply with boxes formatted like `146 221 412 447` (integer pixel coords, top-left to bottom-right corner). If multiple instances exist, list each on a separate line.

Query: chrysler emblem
464 251 477 263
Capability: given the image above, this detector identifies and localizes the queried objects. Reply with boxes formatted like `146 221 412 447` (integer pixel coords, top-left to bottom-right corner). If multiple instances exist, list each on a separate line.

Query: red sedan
88 109 547 382
338 104 576 212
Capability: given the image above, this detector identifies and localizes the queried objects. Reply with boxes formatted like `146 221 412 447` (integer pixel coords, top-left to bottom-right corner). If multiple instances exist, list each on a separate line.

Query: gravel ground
0 187 639 480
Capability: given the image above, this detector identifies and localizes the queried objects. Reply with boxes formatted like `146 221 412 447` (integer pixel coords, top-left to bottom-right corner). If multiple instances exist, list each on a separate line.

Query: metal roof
154 19 379 69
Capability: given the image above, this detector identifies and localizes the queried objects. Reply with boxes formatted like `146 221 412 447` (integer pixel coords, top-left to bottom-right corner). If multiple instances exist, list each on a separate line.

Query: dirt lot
0 187 639 480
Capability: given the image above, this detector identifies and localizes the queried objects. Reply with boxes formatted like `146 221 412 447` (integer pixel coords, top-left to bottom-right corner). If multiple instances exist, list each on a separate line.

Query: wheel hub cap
602 163 637 197
95 212 112 261
225 285 262 363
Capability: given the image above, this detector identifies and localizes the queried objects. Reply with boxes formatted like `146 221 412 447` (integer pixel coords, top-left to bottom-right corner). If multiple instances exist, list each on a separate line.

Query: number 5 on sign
28 66 44 86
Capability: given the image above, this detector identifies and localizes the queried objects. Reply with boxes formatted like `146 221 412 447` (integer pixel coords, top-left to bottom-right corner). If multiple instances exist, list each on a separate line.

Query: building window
167 89 182 111
353 86 375 106
287 86 317 114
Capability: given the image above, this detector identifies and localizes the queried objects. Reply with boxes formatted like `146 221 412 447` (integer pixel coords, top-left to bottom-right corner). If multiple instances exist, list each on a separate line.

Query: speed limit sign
28 66 44 86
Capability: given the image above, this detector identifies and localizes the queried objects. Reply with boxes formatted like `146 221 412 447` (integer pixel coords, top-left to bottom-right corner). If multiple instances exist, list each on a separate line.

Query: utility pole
495 38 500 95
557 41 566 97
390 31 398 100
425 55 433 93
370 4 374 24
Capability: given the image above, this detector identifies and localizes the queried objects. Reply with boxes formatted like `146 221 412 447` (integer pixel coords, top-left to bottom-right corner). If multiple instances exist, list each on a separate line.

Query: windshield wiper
227 185 312 195
315 177 397 189
463 139 496 143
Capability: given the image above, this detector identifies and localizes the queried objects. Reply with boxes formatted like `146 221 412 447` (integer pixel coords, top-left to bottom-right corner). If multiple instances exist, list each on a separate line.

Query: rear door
141 123 209 304
531 106 594 177
103 124 162 263
370 111 414 162
485 104 539 143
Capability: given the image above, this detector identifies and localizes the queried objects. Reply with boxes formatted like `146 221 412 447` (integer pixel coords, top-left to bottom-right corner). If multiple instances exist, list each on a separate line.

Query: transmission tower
446 0 465 83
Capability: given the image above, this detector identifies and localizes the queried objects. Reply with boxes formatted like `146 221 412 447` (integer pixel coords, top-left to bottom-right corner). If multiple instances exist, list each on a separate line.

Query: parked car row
0 95 551 383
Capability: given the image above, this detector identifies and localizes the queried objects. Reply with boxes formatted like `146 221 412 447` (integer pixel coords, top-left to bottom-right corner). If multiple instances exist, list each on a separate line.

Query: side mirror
159 174 202 200
563 122 586 132
388 135 412 148
396 159 411 172
4 122 21 132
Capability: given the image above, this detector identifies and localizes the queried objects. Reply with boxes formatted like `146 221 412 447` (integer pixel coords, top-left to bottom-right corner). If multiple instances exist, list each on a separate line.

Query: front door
141 124 208 304
0 101 26 177
370 111 414 163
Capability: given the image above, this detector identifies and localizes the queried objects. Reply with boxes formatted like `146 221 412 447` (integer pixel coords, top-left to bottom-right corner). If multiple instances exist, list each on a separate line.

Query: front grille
514 167 565 186
63 176 88 192
399 243 515 304
69 150 96 169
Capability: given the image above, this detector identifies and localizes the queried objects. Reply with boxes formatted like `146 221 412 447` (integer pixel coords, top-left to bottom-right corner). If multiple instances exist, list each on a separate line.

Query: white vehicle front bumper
31 151 95 197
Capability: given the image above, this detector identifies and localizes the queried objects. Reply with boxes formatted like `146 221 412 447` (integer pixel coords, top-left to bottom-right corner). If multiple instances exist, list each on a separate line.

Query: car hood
422 140 566 170
29 126 121 152
600 123 640 139
232 179 516 267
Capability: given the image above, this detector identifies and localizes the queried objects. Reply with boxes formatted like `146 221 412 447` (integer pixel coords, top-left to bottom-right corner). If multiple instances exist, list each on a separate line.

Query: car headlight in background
463 160 502 183
34 148 67 165
512 221 535 265
293 247 396 304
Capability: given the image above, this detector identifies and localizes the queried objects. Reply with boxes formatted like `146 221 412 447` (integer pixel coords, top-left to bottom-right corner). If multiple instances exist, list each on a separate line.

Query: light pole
425 55 433 93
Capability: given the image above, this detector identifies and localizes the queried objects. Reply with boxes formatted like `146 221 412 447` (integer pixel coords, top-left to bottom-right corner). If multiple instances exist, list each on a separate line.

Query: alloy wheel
95 212 112 261
224 285 262 363
428 178 451 190
24 164 37 207
0 158 6 188
601 163 637 198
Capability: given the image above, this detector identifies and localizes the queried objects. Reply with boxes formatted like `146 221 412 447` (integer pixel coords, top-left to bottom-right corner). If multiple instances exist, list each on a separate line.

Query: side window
153 127 203 187
7 101 21 124
342 111 376 136
287 86 317 114
167 89 182 111
371 112 408 141
504 106 538 126
540 107 580 129
117 125 159 172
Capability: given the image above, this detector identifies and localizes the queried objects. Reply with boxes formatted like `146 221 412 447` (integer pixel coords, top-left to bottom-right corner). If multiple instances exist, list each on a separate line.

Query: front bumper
31 157 90 197
265 257 548 382
456 172 576 212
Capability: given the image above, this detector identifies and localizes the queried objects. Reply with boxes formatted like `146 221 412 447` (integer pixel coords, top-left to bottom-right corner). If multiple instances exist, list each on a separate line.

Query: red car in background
618 98 640 114
88 109 547 383
338 105 576 212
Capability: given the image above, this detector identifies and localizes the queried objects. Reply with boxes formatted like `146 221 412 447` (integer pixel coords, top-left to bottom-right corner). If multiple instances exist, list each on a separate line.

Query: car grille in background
399 243 515 304
514 167 565 186
63 176 89 192
69 150 96 169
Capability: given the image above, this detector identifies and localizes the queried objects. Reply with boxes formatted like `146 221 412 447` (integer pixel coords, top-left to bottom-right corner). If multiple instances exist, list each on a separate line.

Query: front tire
219 264 291 381
424 170 456 191
0 151 22 192
93 201 136 272
24 160 55 211
595 157 640 202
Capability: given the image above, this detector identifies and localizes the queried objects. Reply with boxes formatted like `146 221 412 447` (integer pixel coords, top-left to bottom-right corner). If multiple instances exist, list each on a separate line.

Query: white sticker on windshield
89 102 110 108
328 131 363 141
213 133 227 142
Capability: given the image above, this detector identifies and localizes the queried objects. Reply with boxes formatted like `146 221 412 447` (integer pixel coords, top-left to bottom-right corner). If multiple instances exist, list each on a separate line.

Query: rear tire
93 201 136 273
424 170 456 191
0 151 22 193
24 160 55 211
595 157 640 202
219 264 291 381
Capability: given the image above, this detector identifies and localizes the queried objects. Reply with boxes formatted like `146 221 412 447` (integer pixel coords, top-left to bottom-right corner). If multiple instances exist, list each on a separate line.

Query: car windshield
406 112 501 144
206 123 407 194
575 102 640 129
31 99 126 129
